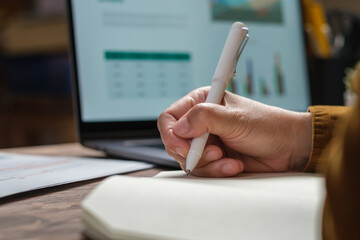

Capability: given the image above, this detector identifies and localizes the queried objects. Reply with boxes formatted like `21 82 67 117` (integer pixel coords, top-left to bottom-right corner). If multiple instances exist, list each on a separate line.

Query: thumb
173 103 236 139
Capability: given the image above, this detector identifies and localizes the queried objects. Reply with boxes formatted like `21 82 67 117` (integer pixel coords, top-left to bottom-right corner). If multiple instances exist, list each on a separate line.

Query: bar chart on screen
235 52 285 98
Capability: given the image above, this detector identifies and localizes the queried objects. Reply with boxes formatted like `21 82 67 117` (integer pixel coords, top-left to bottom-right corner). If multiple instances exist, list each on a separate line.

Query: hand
157 87 312 177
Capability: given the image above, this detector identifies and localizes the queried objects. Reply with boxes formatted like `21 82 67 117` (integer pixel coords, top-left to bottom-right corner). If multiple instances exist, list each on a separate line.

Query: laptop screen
70 0 309 123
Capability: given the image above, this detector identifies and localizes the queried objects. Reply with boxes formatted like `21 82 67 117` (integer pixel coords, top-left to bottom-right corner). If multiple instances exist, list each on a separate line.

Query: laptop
67 0 310 168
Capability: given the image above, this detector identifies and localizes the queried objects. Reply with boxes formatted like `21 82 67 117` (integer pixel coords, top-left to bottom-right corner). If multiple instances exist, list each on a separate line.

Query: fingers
176 143 244 178
165 87 209 120
173 103 238 139
172 144 223 168
157 112 189 158
190 158 245 178
158 87 243 177
157 87 211 161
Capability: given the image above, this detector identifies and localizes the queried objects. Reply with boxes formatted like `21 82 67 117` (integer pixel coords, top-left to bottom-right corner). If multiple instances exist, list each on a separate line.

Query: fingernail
203 149 211 160
204 149 216 161
222 163 237 175
174 117 190 135
175 147 186 158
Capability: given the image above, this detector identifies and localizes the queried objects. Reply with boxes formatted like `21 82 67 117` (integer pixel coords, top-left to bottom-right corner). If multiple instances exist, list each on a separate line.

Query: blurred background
0 0 73 149
0 0 359 149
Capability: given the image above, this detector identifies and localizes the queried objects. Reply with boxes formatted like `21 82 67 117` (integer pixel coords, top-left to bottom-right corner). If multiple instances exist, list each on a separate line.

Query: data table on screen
105 52 192 100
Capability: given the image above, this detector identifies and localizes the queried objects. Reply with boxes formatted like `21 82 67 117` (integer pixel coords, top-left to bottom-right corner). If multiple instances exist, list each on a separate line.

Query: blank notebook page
82 171 325 240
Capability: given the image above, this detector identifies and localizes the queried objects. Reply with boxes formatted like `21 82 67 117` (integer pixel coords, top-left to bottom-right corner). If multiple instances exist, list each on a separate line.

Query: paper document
0 152 153 198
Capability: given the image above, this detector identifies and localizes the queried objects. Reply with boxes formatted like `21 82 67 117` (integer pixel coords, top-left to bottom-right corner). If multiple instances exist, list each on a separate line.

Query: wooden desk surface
0 143 164 240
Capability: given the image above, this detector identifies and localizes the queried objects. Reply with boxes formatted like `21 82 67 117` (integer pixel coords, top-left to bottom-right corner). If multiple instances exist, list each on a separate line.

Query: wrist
289 112 312 171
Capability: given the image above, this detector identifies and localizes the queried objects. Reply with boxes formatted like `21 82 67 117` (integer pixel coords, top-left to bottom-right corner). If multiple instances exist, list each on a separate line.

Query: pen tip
186 170 190 176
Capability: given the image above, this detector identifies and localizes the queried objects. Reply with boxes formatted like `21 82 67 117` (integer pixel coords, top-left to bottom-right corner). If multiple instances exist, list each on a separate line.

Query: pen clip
232 28 249 77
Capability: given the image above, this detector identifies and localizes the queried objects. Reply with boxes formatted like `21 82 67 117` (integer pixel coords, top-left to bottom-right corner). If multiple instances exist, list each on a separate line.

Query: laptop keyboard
121 138 165 149
148 143 166 149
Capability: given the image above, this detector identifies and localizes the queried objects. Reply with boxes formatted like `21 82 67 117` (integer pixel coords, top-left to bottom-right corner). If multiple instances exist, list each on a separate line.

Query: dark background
0 0 359 149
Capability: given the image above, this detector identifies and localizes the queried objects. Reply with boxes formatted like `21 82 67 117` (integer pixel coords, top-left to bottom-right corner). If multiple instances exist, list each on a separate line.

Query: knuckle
189 87 210 103
157 111 167 129
191 103 214 122
162 130 174 148
158 109 170 122
184 95 196 108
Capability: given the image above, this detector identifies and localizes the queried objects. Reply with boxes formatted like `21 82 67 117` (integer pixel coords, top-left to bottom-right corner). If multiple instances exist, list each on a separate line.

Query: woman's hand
158 87 312 177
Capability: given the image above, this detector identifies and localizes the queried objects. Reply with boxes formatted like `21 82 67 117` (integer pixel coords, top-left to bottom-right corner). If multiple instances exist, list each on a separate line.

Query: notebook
67 0 310 167
81 171 325 240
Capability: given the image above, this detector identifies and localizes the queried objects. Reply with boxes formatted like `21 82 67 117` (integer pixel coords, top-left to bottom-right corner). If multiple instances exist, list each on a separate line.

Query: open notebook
81 171 325 240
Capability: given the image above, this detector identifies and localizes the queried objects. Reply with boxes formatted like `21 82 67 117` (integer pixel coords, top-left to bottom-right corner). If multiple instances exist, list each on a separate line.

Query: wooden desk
0 143 163 240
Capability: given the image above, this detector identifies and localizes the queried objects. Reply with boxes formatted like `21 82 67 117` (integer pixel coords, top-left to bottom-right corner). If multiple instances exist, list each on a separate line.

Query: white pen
186 22 249 174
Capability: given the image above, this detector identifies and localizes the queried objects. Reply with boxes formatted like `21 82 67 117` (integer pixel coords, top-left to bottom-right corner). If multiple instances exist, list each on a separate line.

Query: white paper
155 171 324 197
0 152 153 198
82 171 326 240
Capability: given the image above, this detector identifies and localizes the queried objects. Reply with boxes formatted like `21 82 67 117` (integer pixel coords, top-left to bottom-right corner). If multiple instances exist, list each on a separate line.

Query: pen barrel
186 80 226 172
186 132 210 171
212 22 247 87
186 22 248 172
206 80 228 104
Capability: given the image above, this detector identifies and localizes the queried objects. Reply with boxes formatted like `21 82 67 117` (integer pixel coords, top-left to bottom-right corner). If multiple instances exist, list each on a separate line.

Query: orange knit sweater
305 103 359 239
